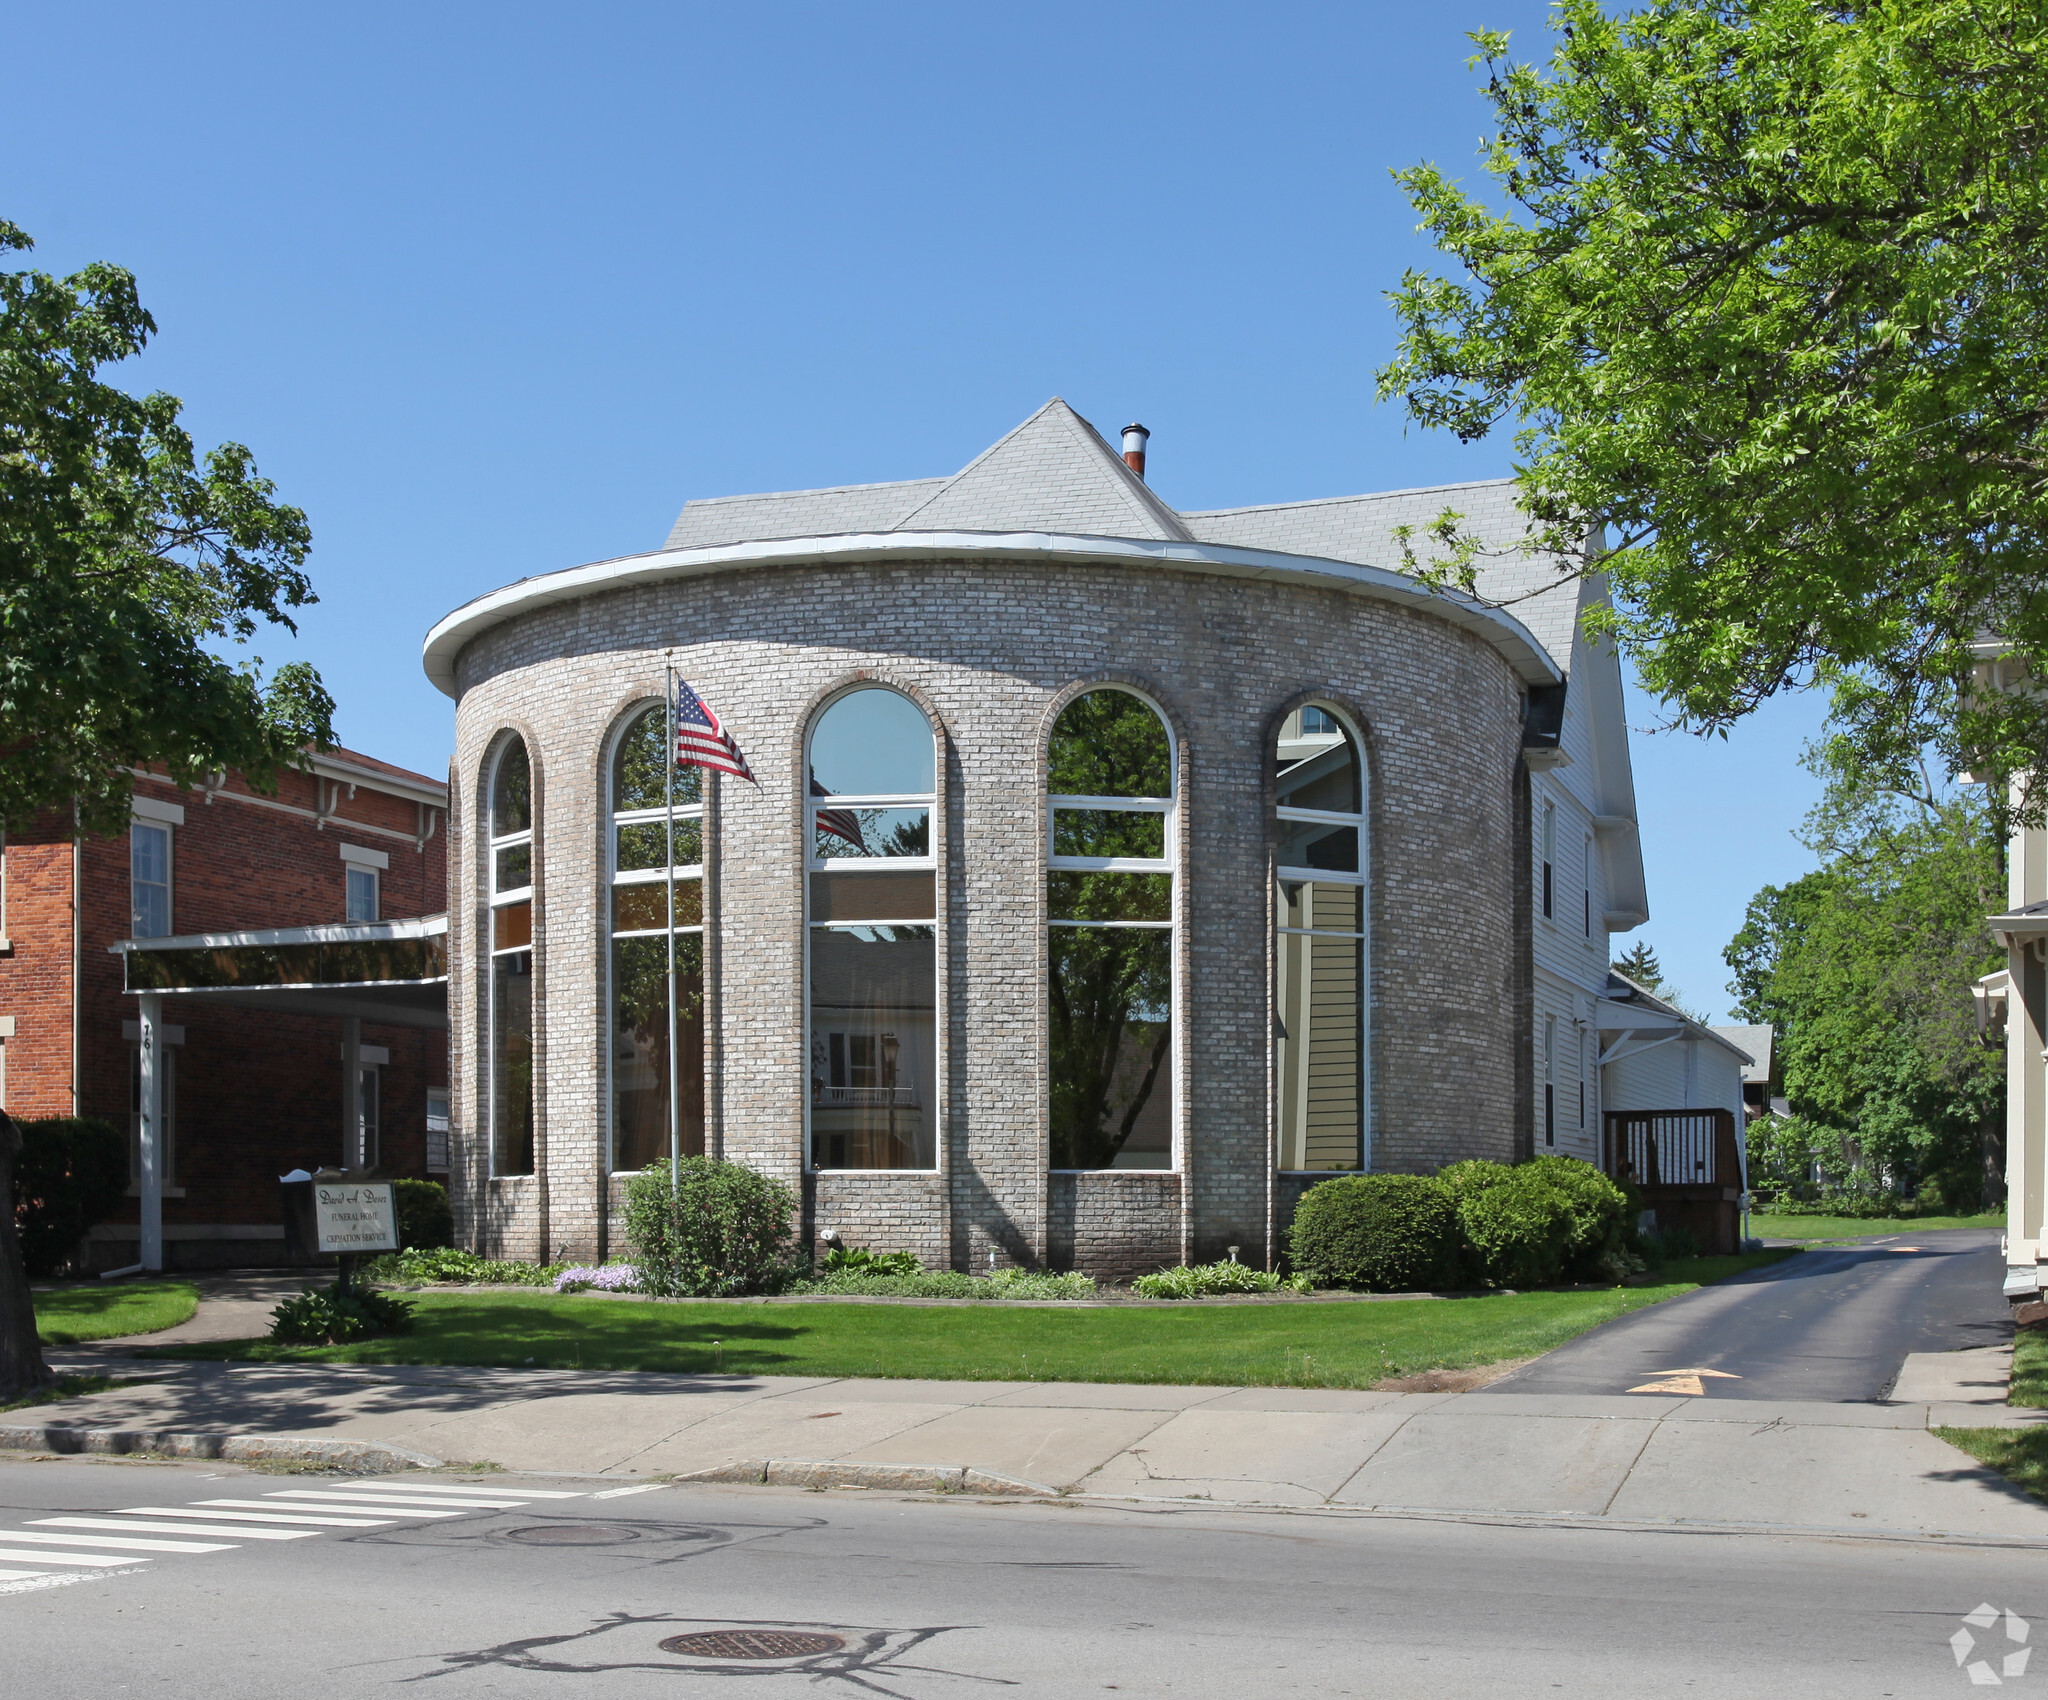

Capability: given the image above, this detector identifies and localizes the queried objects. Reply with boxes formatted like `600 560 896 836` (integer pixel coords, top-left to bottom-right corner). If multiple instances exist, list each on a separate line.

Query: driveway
1480 1228 2010 1401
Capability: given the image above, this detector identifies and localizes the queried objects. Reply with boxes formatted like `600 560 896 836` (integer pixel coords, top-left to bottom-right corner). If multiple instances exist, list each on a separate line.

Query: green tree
1378 1 2048 811
1724 766 2003 1207
1610 942 1663 988
0 220 333 837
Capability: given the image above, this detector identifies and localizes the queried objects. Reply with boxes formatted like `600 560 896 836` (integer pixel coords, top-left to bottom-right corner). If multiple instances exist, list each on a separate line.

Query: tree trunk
0 1109 56 1402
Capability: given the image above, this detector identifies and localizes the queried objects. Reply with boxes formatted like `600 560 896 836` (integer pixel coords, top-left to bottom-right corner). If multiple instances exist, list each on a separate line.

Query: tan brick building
422 400 1661 1276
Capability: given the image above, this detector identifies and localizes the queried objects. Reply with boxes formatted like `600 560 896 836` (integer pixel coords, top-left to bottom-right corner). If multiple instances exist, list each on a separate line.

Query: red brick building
0 749 449 1271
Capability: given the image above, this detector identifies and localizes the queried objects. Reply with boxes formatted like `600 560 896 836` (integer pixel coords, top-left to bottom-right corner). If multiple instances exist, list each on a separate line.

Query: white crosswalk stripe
116 1506 392 1528
0 1480 592 1592
0 1531 235 1554
266 1491 528 1510
33 1519 320 1541
189 1500 399 1522
0 1548 146 1567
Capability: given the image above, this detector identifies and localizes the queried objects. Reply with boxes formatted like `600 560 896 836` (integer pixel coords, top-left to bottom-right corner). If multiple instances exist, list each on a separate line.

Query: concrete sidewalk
19 1344 2048 1541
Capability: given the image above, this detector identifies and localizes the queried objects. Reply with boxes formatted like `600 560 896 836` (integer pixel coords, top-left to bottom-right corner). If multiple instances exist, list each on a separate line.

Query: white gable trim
422 531 1563 699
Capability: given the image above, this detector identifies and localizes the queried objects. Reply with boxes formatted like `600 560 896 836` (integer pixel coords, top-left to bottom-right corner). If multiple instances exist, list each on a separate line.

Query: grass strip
33 1280 200 1344
145 1251 1792 1388
2006 1331 2048 1409
1934 1426 2048 1504
1749 1211 2001 1241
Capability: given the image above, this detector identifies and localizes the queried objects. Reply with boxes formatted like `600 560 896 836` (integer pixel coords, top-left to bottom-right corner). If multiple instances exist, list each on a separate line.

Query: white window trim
803 696 940 1174
1275 700 1372 1176
1046 688 1181 1175
605 705 712 1175
346 862 381 923
486 739 536 1179
130 819 174 941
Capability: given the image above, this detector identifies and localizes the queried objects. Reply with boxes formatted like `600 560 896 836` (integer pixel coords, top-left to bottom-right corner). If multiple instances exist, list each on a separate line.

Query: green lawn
33 1280 199 1345
2006 1331 2048 1409
1935 1426 2048 1502
1749 1210 2002 1241
146 1252 1792 1388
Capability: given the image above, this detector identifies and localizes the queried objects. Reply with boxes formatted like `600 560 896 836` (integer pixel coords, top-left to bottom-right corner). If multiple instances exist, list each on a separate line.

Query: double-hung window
487 738 535 1176
609 705 706 1171
131 822 172 939
806 687 937 1171
1274 704 1368 1172
1046 689 1175 1171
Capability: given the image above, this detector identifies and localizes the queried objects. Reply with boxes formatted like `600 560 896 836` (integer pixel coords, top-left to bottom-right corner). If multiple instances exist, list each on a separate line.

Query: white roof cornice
420 531 1563 699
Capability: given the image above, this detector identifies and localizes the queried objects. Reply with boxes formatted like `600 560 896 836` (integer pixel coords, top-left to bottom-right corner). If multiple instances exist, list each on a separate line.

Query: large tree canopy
0 220 333 838
1724 764 2003 1208
1379 1 2048 809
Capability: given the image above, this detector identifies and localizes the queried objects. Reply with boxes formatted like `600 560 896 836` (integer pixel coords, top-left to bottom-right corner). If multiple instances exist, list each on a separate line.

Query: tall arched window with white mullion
1274 703 1369 1173
806 687 938 1171
1046 689 1175 1171
608 706 705 1172
487 736 535 1177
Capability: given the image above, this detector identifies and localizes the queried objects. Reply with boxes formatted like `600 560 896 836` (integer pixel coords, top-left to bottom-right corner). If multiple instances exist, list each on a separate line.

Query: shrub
392 1179 453 1251
821 1246 922 1278
362 1246 561 1286
1641 1224 1702 1261
624 1156 797 1298
10 1117 126 1278
1131 1260 1312 1299
269 1282 414 1345
1287 1174 1462 1292
788 1267 1097 1300
1459 1175 1576 1287
1436 1158 1515 1207
1517 1155 1630 1273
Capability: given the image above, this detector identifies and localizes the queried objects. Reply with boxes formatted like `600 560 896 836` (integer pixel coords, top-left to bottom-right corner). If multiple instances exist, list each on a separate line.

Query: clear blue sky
6 1 1826 1020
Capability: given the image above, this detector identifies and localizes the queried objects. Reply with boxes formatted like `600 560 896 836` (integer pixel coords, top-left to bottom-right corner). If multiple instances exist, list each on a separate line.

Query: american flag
810 778 865 849
672 677 756 783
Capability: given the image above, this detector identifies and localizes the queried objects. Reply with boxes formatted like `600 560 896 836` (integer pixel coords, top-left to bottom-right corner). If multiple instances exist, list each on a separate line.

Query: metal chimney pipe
1121 423 1150 480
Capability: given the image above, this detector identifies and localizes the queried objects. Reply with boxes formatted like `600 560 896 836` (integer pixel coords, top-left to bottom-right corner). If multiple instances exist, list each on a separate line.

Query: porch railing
1601 1108 1741 1189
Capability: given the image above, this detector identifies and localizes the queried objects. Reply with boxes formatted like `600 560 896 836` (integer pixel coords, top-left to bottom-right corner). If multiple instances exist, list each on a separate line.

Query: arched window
1274 704 1368 1172
608 706 705 1172
487 737 535 1176
1046 689 1174 1171
806 688 937 1170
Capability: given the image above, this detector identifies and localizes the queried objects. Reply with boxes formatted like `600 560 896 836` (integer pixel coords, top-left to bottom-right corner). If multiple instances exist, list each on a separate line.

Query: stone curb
0 1424 443 1473
673 1458 1059 1497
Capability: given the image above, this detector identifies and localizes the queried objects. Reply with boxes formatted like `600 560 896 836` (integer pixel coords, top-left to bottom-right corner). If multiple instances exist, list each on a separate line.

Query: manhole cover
661 1630 847 1660
501 1524 643 1547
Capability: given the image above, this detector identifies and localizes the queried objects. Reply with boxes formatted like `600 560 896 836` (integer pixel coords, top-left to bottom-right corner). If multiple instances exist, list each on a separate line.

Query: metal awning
111 914 448 1030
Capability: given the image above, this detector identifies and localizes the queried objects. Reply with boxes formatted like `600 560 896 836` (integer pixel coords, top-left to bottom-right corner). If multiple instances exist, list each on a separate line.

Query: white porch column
341 1015 362 1169
137 992 164 1272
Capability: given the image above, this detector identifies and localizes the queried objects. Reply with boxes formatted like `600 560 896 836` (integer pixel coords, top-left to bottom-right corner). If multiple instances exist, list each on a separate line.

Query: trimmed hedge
10 1117 126 1278
1287 1174 1463 1292
1286 1156 1637 1292
392 1179 453 1251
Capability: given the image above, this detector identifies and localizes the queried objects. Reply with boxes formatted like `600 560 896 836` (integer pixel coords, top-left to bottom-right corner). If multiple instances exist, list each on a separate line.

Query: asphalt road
1483 1229 2011 1401
1 1454 2038 1699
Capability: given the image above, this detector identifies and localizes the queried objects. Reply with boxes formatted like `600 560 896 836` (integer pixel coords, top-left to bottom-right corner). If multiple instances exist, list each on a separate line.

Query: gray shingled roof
660 401 1589 669
1710 1024 1773 1083
663 476 948 551
1185 483 1584 669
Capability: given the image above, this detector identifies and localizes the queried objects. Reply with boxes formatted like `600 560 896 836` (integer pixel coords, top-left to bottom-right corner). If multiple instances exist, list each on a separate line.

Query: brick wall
0 760 450 1271
443 553 1525 1278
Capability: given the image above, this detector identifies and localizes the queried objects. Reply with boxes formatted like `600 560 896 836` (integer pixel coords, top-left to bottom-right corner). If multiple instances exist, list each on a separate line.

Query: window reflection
807 689 939 1170
810 688 935 797
1274 708 1368 1173
488 736 536 1176
608 704 705 1172
1047 689 1174 1171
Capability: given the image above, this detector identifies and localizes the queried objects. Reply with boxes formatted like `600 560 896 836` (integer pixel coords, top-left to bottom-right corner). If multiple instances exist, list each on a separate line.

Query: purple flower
553 1264 639 1294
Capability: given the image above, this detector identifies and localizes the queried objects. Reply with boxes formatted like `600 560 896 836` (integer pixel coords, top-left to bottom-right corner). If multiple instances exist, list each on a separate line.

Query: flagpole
665 658 681 1199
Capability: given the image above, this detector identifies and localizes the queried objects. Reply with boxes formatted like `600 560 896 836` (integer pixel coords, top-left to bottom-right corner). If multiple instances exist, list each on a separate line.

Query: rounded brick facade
438 548 1529 1277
